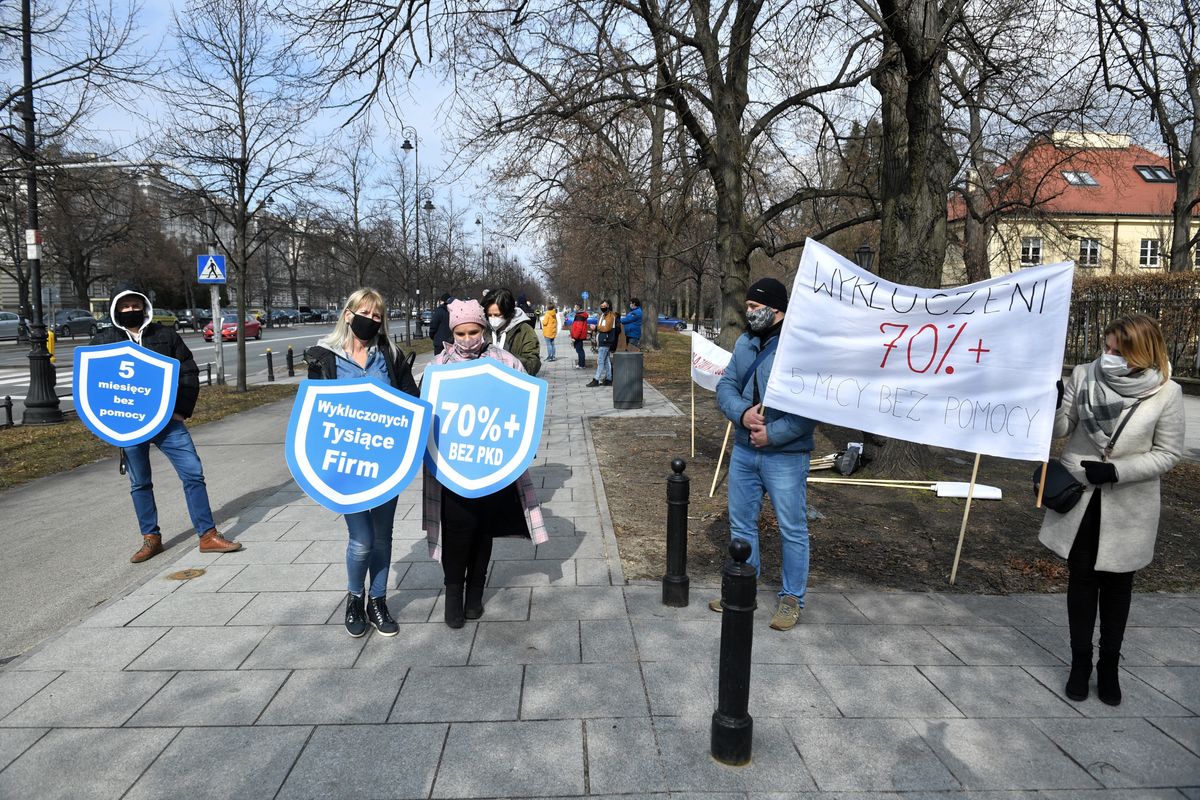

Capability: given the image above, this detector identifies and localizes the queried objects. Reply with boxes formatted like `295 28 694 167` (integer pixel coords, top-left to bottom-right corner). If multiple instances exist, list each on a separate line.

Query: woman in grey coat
1039 314 1185 706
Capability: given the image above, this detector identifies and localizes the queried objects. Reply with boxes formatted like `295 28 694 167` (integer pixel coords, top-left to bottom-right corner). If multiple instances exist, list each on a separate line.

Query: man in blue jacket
619 297 643 350
713 278 815 631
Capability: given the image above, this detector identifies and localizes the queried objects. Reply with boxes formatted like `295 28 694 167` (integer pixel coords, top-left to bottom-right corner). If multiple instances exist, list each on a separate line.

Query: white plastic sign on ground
73 341 179 446
764 239 1074 462
422 360 548 498
285 378 433 514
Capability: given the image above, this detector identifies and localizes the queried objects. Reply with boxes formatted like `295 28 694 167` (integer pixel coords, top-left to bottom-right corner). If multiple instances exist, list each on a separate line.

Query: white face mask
1100 353 1131 377
488 316 506 331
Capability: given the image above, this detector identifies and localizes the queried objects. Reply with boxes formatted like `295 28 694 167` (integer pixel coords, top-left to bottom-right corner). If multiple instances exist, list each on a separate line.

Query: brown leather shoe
198 529 242 553
130 534 163 563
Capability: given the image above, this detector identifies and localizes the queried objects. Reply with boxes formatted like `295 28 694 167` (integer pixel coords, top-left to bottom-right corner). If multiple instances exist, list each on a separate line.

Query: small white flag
690 332 732 392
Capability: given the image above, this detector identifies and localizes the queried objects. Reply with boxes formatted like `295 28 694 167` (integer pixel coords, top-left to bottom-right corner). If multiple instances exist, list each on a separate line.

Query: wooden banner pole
1035 461 1049 508
709 420 733 497
949 452 983 585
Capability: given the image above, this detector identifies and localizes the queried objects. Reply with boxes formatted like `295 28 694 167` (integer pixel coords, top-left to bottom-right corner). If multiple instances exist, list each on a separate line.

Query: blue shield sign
422 360 548 498
73 342 179 446
285 378 433 514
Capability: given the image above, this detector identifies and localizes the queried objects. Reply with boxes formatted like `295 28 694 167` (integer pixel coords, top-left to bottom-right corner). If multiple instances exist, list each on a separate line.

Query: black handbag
1034 399 1141 513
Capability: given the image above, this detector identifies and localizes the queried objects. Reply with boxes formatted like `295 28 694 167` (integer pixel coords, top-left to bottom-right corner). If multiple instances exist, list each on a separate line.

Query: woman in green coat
483 288 541 376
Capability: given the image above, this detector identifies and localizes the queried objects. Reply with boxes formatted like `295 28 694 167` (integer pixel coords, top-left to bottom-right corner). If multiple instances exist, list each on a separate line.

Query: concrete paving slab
830 624 964 666
0 670 58 719
1033 717 1200 789
289 539 349 563
489 537 539 560
0 727 45 771
752 623 860 665
632 619 720 663
277 723 446 800
0 670 171 727
923 626 1064 666
123 725 311 800
431 587 531 623
127 669 290 726
1011 594 1069 625
0 728 174 800
918 665 1080 718
488 559 577 587
218 563 326 592
534 535 606 560
127 591 255 627
785 718 960 792
399 560 449 589
469 620 581 665
522 663 648 719
390 665 523 723
164 564 247 593
930 594 1069 627
585 718 669 794
748 664 842 718
530 586 627 620
622 585 720 622
218 519 295 542
353 622 475 669
431 719 585 798
1122 627 1200 666
12 626 166 671
653 716 817 792
258 668 405 724
1149 717 1200 758
641 660 715 717
240 625 366 669
581 618 638 662
844 593 985 626
229 590 346 626
126 625 270 671
1017 624 1162 666
1127 666 1200 714
1023 665 1193 717
811 666 963 718
1125 596 1200 628
575 558 613 585
77 595 162 628
911 718 1099 790
211 540 308 564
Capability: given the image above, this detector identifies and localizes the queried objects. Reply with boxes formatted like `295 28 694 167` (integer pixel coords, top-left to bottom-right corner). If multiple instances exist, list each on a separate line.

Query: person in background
516 293 538 329
570 308 589 369
483 287 541 376
91 289 243 563
424 299 549 627
428 292 454 355
619 297 643 350
586 301 618 387
541 303 559 362
306 288 419 639
1039 313 1184 706
713 278 816 632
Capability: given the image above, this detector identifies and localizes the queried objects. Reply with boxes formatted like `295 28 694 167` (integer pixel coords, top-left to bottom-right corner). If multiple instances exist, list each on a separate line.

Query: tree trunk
1169 149 1197 271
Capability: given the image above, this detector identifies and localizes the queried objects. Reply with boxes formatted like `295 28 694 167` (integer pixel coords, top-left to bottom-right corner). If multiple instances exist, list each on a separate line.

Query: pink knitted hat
448 299 486 330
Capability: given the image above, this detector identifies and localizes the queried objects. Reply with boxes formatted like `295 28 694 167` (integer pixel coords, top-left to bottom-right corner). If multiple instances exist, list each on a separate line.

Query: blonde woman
306 288 419 638
1040 314 1184 706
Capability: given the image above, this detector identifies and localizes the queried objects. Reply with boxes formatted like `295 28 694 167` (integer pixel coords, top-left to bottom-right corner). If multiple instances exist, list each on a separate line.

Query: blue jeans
594 346 612 381
545 336 556 360
344 496 399 598
122 418 216 537
727 444 811 605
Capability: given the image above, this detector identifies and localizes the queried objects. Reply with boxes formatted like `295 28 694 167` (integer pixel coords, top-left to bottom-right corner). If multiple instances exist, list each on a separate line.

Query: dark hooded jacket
305 335 419 397
89 289 201 418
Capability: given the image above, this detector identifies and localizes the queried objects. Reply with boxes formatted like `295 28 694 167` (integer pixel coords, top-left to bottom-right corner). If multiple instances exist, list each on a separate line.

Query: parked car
175 308 213 331
248 307 267 322
270 308 300 326
151 309 177 328
0 311 29 340
203 315 262 342
319 309 338 323
419 309 434 325
95 313 114 332
657 314 688 331
297 305 326 323
51 308 99 338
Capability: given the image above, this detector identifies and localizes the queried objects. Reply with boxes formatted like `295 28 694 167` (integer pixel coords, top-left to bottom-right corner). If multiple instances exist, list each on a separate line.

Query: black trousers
1067 491 1135 657
573 339 586 367
440 487 500 587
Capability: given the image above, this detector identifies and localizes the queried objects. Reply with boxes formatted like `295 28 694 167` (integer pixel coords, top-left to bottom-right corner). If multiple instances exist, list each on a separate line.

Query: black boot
465 583 486 620
344 592 367 638
1096 650 1122 706
366 595 399 637
444 584 465 629
1064 646 1091 702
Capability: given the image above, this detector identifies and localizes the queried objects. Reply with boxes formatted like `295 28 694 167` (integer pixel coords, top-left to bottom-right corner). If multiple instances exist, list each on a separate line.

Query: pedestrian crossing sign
197 255 226 284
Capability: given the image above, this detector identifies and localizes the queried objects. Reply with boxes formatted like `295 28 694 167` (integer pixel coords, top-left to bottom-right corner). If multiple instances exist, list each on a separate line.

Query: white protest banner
763 239 1074 462
690 332 732 391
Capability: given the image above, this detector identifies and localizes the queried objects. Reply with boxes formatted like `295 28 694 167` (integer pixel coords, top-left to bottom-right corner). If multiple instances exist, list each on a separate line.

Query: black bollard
2 395 12 428
662 458 690 607
711 538 756 766
266 349 275 382
286 345 295 377
206 363 212 386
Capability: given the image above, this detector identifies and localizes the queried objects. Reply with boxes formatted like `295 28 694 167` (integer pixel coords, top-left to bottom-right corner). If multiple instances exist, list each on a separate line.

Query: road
0 319 426 421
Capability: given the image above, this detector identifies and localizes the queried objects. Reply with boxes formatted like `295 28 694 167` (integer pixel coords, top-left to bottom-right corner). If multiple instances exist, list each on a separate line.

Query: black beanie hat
746 277 788 312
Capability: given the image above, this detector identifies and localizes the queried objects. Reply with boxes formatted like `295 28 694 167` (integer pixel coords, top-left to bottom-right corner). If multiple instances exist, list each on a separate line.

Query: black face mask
350 313 382 341
115 309 144 329
600 307 609 314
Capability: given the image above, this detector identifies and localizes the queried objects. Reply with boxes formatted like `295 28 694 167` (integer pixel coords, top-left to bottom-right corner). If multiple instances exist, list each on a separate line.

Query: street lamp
475 215 485 284
854 243 875 272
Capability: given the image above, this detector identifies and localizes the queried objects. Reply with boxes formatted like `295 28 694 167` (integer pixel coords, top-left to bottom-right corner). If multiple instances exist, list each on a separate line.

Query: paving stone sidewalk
1 340 1198 799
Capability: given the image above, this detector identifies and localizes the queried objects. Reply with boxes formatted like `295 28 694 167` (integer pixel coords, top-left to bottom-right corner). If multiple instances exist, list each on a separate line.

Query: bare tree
159 0 322 390
1096 0 1200 272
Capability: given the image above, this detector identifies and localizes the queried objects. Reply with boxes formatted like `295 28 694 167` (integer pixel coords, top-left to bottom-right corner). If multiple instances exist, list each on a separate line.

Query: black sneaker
366 596 399 636
601 379 612 386
585 379 600 387
344 592 367 638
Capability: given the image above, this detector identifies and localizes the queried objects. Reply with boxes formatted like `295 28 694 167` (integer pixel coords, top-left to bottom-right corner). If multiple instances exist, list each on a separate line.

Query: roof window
1134 165 1174 182
1062 171 1099 186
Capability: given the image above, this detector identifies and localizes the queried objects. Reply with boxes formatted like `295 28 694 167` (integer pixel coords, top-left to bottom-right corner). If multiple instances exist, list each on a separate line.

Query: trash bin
612 351 643 409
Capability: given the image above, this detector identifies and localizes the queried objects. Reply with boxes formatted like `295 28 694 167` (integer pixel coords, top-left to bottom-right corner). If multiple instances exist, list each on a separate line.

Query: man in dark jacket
428 292 454 355
91 289 242 563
